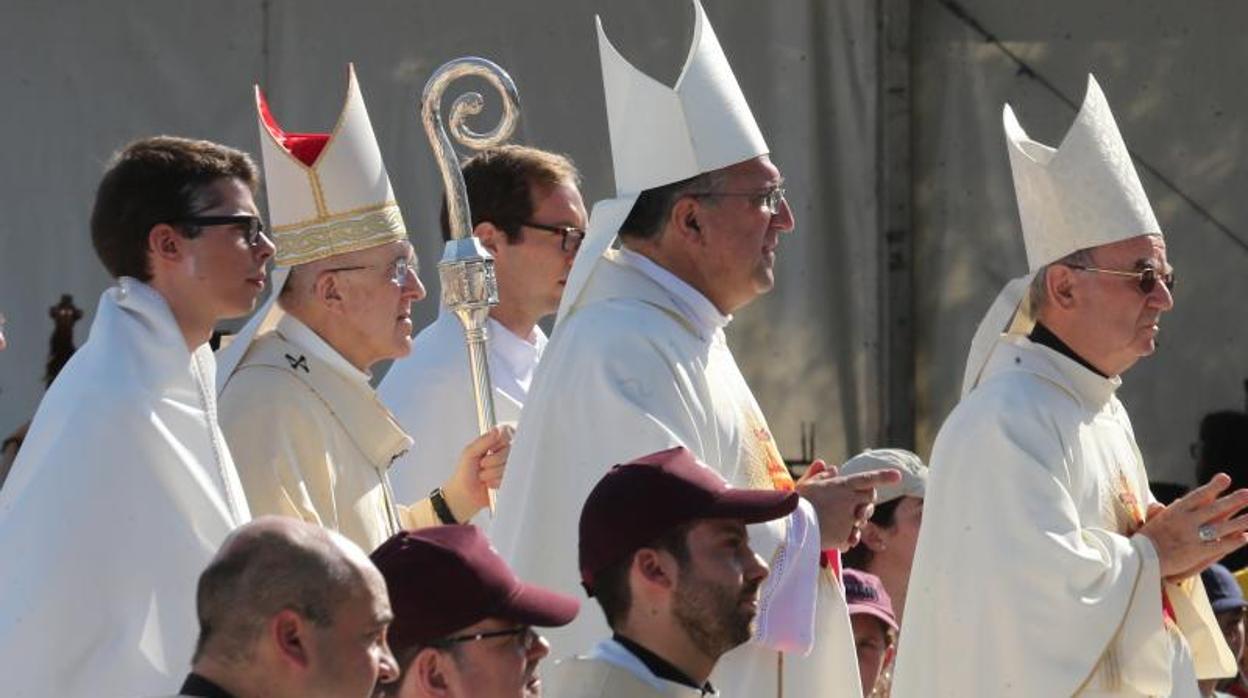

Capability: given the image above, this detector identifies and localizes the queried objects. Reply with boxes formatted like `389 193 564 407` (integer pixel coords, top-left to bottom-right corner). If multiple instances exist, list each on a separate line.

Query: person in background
1201 564 1248 698
844 569 899 698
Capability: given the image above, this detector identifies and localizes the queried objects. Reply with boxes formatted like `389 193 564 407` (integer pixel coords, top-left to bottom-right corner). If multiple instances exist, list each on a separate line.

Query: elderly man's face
1073 234 1173 374
307 565 398 698
326 240 426 369
689 155 795 314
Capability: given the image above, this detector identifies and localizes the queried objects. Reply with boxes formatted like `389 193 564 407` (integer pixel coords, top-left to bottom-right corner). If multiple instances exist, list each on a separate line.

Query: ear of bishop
558 0 770 322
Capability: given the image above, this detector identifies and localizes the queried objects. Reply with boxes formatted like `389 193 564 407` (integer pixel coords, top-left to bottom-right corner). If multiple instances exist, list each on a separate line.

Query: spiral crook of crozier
420 57 521 240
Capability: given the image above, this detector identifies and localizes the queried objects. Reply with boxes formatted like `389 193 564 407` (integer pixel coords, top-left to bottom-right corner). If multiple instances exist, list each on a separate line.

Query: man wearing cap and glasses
217 66 510 553
548 446 799 697
380 145 587 525
894 76 1248 697
0 136 268 696
370 525 580 697
840 449 927 624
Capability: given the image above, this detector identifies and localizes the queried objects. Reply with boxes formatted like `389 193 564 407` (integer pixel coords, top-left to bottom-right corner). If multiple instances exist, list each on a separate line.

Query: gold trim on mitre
256 63 408 268
274 200 407 267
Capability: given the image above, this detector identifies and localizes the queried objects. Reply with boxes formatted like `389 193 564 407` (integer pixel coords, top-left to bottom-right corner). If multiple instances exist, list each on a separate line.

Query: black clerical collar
178 673 235 698
613 633 716 695
1028 323 1108 378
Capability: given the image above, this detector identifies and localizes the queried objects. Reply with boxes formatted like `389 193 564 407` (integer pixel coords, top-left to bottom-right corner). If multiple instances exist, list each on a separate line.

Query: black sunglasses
174 215 268 247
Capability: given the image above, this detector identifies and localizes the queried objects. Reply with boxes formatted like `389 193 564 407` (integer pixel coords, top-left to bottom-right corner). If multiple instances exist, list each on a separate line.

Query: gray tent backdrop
0 0 1243 486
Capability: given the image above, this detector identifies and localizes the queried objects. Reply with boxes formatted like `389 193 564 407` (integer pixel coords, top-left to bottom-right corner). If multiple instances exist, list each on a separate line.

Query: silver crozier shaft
420 57 520 514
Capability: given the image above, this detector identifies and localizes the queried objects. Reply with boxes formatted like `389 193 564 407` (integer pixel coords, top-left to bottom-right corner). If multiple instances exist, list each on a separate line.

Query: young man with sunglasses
369 525 579 698
0 136 269 696
894 76 1247 697
379 145 586 522
217 66 509 553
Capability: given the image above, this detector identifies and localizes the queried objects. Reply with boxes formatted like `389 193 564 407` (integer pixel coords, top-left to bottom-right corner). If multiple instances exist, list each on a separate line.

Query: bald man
171 516 398 698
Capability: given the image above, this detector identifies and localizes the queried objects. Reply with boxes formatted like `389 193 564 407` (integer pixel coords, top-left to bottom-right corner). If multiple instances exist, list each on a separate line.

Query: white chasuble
0 278 249 698
493 250 862 697
219 315 439 553
892 336 1234 697
379 309 543 526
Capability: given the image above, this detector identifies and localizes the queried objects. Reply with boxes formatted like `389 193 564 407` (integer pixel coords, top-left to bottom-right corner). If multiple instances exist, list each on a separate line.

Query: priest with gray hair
893 76 1248 697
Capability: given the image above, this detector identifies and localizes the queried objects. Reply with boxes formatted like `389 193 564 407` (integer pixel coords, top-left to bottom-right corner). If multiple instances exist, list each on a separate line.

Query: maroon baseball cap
579 446 799 595
370 525 579 655
843 568 898 632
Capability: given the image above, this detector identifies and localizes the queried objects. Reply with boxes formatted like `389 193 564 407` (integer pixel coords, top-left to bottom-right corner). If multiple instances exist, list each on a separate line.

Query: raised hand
1137 473 1248 580
798 462 902 550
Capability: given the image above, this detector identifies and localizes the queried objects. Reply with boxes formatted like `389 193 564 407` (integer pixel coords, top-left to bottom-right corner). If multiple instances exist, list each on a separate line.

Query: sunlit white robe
892 335 1234 697
0 278 249 698
494 248 862 697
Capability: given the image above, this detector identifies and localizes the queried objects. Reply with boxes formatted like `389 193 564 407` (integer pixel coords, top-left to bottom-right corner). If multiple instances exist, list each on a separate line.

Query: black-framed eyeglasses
324 255 419 286
688 185 787 216
429 626 536 651
521 222 586 253
173 215 269 247
1064 264 1176 295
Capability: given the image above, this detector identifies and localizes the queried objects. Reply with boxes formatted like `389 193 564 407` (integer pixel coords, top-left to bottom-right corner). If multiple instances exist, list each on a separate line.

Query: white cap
557 0 769 322
839 449 927 504
961 76 1162 395
216 64 407 393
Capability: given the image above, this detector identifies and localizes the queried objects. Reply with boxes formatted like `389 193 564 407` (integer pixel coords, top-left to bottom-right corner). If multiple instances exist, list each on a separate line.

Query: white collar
276 313 372 385
487 315 546 377
616 247 731 334
586 638 717 696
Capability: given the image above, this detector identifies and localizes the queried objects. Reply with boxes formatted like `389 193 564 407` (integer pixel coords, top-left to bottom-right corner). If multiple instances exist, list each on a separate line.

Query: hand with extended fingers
1137 473 1248 581
797 459 903 551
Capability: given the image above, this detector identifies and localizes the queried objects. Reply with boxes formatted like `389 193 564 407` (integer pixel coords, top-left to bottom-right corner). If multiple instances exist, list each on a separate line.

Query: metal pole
421 57 521 513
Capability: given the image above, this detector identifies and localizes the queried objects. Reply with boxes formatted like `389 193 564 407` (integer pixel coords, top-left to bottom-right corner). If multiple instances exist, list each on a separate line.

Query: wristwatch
430 487 458 525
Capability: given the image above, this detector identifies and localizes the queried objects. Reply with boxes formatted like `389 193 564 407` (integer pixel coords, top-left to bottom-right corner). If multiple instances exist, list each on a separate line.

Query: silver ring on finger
1198 523 1218 543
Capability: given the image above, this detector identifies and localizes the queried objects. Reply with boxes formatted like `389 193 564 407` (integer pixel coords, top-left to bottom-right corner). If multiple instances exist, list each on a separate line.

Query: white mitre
216 63 408 393
961 75 1162 395
557 0 768 321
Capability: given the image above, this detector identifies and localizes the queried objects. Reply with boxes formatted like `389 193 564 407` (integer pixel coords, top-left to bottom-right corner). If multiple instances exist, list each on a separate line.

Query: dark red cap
578 446 799 595
843 568 898 631
370 525 579 655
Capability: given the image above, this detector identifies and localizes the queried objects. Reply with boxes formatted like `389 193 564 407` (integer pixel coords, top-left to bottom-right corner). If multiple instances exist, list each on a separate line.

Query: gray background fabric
0 0 1243 485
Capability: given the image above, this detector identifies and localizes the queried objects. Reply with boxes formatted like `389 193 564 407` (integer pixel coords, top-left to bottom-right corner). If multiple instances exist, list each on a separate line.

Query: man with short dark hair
0 136 272 696
492 4 894 693
380 145 586 516
370 524 579 697
548 446 798 697
172 516 397 698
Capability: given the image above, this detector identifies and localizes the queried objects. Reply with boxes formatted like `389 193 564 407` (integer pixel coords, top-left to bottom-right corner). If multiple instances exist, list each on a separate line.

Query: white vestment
378 309 545 524
494 249 862 697
219 315 444 553
0 278 250 698
892 335 1234 697
547 638 718 698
